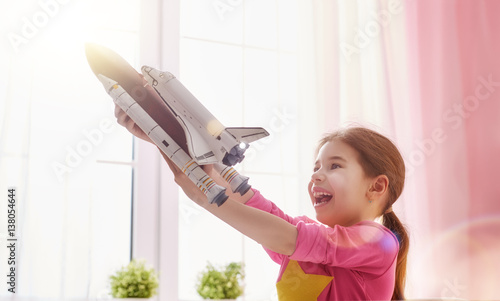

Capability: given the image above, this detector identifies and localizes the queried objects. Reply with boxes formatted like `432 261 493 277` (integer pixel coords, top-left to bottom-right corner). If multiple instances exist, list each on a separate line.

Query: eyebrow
315 156 347 165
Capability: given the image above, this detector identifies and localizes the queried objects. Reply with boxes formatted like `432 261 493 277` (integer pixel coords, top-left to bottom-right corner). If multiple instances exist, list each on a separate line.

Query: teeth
313 191 332 198
312 191 333 206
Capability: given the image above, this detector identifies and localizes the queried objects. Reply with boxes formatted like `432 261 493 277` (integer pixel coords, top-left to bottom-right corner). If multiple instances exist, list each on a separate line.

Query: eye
313 166 319 172
330 163 341 169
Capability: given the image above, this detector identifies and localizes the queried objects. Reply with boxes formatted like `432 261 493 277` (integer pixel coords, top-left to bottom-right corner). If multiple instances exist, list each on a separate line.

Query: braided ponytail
383 211 409 300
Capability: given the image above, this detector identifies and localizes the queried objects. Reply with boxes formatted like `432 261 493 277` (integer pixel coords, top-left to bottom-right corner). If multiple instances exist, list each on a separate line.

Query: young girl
116 106 409 300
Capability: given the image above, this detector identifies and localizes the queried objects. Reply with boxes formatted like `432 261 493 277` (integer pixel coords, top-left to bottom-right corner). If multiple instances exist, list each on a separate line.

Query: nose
311 169 325 182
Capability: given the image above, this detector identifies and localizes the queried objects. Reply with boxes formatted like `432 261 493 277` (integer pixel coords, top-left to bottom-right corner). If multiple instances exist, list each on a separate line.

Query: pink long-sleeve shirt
245 189 399 300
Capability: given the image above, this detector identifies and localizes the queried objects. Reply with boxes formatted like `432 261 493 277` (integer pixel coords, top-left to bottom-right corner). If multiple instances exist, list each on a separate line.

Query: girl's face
309 140 374 227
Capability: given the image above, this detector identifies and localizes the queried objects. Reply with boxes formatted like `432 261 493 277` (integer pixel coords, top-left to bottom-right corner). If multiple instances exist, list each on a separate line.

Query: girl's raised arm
160 150 298 256
114 105 295 253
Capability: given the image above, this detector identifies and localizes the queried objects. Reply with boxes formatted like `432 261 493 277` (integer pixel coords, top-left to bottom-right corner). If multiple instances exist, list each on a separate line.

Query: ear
367 175 389 200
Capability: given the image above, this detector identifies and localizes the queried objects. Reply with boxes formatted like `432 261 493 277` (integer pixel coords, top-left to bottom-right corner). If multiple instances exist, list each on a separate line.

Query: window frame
133 1 181 300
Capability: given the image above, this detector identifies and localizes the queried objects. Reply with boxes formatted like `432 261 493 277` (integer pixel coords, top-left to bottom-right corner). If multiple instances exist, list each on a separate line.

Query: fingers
114 105 135 131
118 113 138 136
160 150 185 186
125 119 137 134
158 147 182 175
165 157 181 175
158 148 208 204
114 104 122 119
201 164 213 174
114 105 129 126
114 104 153 143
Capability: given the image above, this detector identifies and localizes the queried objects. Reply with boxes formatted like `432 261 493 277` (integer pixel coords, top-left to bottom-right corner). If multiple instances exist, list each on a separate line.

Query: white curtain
0 0 138 298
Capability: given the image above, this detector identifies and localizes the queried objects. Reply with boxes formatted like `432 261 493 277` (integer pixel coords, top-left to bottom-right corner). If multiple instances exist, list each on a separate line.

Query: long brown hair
316 126 409 300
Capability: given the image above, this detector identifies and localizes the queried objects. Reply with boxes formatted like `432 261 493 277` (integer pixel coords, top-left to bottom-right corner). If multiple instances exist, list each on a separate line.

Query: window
176 0 308 299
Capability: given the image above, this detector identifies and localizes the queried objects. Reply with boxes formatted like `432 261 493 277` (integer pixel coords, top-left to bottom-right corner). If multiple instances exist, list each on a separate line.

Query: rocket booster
213 163 251 195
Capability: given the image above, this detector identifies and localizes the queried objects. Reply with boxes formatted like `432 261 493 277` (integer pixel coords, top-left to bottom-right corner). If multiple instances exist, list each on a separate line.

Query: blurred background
0 0 499 300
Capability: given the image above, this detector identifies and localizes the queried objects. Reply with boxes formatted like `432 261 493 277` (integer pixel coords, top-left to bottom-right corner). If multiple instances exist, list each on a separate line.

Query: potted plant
196 261 245 300
109 259 159 299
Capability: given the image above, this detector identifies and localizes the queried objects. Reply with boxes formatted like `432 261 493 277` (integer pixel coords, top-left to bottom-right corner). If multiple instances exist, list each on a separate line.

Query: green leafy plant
109 259 159 298
197 262 245 300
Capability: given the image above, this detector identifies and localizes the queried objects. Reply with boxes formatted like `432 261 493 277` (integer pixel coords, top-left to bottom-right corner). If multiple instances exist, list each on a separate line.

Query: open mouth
312 191 333 207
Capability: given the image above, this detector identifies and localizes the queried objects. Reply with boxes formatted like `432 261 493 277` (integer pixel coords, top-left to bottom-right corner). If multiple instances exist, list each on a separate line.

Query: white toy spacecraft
85 44 269 206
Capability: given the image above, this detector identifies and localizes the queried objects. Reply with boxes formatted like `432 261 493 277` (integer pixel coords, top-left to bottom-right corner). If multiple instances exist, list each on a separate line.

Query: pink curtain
406 0 500 298
312 0 500 298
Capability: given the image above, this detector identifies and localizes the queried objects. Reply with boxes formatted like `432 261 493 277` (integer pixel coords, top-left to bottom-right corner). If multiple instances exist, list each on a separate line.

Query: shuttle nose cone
85 43 126 77
84 43 144 95
84 43 102 71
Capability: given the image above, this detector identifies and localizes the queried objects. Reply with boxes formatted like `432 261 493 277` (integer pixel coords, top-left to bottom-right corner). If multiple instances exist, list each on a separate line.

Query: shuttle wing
225 127 269 144
181 118 219 164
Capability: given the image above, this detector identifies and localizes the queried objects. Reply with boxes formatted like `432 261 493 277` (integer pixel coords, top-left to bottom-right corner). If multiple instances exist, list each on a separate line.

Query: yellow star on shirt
276 260 333 301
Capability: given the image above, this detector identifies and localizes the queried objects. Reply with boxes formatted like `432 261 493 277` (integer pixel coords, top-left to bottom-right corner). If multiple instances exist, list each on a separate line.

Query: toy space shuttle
85 43 269 206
